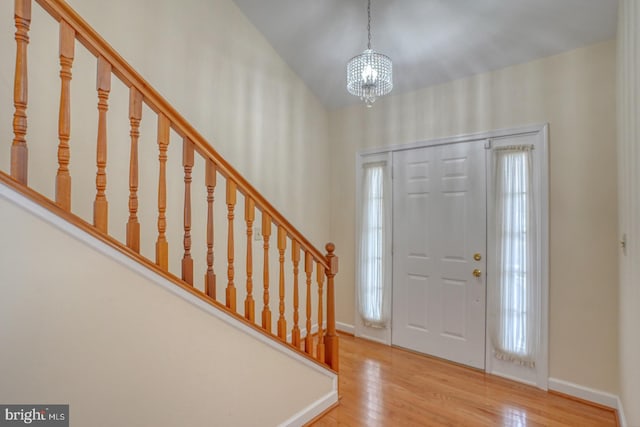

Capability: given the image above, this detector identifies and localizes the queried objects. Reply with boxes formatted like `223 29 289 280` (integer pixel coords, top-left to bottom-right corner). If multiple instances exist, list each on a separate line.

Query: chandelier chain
367 0 371 50
346 0 392 106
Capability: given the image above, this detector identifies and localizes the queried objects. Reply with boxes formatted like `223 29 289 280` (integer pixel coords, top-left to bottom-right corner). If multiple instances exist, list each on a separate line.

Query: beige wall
0 191 335 427
329 40 619 394
0 0 330 333
617 1 640 424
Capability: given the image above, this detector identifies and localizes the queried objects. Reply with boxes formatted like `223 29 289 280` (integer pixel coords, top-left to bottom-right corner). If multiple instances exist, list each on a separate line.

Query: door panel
392 141 486 369
407 274 429 330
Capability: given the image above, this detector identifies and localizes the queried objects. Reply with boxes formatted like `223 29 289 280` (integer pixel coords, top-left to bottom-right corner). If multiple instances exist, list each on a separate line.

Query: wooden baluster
182 139 194 285
11 0 31 185
291 241 301 348
126 88 142 252
55 21 74 210
93 56 111 233
205 160 216 298
261 212 272 332
244 197 255 322
304 251 313 355
277 225 287 340
155 113 170 270
316 260 325 363
226 180 237 311
324 243 339 371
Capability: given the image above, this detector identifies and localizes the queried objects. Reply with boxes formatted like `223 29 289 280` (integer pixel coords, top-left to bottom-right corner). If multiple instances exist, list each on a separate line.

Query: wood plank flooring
311 334 617 426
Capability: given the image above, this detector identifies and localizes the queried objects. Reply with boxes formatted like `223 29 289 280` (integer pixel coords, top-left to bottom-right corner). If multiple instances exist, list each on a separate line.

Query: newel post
324 242 339 371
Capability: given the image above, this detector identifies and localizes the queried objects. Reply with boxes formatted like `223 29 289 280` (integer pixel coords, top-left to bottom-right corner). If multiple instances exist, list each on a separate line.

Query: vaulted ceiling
232 0 618 109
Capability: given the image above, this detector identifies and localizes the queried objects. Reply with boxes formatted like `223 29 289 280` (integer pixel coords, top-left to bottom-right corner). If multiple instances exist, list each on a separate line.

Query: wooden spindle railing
277 225 287 340
291 241 301 348
205 159 216 298
316 260 325 363
155 114 170 270
55 20 74 211
304 251 313 355
126 88 142 253
244 197 255 322
226 180 237 311
182 139 194 286
93 56 110 233
11 0 30 185
262 213 272 333
4 0 340 373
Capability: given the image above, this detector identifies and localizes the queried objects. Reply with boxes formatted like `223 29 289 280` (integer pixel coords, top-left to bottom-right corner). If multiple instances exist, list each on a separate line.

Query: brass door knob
472 269 482 278
473 253 482 261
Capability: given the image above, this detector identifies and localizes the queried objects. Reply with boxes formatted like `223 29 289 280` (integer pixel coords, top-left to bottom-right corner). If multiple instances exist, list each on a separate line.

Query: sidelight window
491 146 538 367
357 159 390 328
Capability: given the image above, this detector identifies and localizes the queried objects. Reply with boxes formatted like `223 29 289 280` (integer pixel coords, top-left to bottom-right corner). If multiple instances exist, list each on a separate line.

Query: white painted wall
0 186 336 427
329 40 619 395
617 1 640 425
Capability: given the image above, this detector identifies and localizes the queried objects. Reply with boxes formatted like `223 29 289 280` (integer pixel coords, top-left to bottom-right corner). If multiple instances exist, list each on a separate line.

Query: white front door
391 141 487 369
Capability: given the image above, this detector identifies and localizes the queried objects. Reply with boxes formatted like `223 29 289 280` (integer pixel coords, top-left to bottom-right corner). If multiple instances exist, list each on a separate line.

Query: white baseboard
336 322 354 334
355 333 389 345
490 370 537 388
278 389 338 427
617 397 627 427
548 377 618 409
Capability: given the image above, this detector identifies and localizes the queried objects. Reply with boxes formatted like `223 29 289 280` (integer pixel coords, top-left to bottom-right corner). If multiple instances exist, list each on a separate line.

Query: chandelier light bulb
362 64 378 83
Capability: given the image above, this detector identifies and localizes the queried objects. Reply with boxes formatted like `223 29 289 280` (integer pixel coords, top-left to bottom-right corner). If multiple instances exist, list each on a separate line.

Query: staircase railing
5 0 338 371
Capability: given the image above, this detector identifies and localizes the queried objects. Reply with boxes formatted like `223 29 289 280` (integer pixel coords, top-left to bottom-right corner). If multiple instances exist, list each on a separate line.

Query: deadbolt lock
473 253 482 261
473 269 482 278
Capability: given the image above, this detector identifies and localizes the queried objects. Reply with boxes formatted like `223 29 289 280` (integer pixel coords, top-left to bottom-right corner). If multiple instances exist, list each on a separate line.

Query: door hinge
484 139 492 150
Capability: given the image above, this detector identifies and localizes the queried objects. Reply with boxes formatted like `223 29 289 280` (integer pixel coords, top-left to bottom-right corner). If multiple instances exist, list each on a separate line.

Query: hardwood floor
311 334 617 426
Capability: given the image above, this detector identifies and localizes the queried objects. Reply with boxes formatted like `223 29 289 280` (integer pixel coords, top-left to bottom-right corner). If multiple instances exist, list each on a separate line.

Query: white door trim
358 123 547 156
355 123 549 389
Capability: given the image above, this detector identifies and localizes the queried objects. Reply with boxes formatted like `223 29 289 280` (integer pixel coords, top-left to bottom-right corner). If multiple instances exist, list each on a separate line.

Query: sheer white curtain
491 146 537 367
357 162 389 327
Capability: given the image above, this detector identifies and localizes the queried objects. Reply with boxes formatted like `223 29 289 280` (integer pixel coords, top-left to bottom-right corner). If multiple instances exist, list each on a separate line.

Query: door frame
355 123 549 388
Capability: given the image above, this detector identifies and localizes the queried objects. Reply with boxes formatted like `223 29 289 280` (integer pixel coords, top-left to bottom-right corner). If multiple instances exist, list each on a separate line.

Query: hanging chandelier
346 0 393 107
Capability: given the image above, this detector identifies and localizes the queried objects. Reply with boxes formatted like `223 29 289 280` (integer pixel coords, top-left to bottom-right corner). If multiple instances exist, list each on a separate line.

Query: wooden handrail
34 0 329 268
